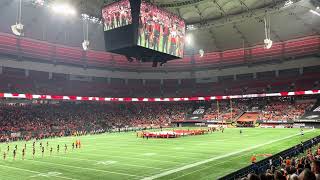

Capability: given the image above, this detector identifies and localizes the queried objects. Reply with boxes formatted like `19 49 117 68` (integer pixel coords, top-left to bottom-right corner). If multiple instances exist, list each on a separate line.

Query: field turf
0 128 319 180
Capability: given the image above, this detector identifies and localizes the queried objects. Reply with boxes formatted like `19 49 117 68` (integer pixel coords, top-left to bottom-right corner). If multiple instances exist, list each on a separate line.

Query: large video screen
138 1 186 58
102 0 132 31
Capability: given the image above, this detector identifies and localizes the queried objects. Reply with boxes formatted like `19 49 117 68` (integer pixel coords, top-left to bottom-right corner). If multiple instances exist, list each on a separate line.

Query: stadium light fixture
82 20 90 51
283 0 293 8
82 40 90 51
11 0 24 36
263 15 273 49
199 49 204 57
310 9 320 17
51 3 76 16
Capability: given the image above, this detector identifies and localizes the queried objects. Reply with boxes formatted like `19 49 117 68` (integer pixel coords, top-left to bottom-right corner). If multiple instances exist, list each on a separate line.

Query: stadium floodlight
51 3 76 16
11 0 24 36
317 6 319 10
310 9 320 17
199 49 204 57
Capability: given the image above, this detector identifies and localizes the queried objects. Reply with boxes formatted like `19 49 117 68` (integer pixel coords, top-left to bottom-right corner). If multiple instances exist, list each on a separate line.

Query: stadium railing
0 32 318 71
218 135 320 180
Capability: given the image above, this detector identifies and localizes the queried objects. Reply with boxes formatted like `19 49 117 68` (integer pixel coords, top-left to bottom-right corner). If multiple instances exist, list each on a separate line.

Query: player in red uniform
162 23 169 53
153 17 161 51
22 148 25 160
169 25 177 55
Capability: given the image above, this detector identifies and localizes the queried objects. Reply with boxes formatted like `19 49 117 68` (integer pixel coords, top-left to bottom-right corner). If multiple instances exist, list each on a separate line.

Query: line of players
138 3 185 57
1 140 81 160
102 0 132 31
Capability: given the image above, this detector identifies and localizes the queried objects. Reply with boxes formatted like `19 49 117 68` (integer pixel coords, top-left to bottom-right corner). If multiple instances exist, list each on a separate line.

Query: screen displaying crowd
102 0 132 31
138 1 186 58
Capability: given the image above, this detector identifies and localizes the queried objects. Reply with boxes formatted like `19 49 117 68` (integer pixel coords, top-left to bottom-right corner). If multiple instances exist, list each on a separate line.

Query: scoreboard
102 0 186 64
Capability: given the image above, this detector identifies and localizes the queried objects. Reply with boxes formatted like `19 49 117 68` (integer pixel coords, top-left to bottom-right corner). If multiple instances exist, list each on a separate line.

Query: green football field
0 128 319 180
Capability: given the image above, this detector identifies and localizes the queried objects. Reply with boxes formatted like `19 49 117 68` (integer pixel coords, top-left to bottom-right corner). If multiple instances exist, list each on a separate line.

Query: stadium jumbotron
0 0 320 179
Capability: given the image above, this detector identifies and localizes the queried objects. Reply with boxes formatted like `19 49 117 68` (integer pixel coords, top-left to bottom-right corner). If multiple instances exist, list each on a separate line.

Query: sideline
141 129 315 180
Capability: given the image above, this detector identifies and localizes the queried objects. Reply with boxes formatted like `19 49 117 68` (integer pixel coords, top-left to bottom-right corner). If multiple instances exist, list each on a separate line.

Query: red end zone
140 129 208 138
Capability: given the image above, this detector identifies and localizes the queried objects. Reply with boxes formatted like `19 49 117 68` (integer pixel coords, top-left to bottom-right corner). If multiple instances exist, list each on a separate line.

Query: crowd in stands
242 145 320 180
0 97 317 142
0 102 191 142
258 101 314 122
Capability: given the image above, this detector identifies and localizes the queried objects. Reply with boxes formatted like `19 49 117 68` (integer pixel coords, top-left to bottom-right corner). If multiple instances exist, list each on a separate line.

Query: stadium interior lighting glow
51 3 76 16
185 34 193 45
283 0 293 7
310 9 320 16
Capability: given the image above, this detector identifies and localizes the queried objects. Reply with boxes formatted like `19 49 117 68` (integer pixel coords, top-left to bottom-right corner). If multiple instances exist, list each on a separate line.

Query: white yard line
0 164 77 180
73 151 182 164
24 159 143 178
52 155 164 170
141 129 315 180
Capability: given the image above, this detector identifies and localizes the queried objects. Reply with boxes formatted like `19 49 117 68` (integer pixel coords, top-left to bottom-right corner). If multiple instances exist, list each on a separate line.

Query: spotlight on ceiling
51 3 76 16
82 40 90 51
310 9 320 17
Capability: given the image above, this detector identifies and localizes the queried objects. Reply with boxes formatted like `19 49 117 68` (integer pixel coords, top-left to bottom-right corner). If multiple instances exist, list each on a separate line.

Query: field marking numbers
25 159 143 178
96 160 117 166
141 129 315 180
52 155 164 170
0 164 76 180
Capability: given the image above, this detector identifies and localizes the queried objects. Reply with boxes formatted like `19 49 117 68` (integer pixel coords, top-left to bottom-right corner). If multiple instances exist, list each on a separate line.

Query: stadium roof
71 0 320 52
0 0 319 54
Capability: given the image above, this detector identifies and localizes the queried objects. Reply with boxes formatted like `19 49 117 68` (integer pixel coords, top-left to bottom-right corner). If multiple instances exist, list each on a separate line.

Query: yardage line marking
73 151 181 164
170 153 250 180
52 155 164 170
141 129 315 180
0 164 77 180
24 159 143 178
79 145 201 160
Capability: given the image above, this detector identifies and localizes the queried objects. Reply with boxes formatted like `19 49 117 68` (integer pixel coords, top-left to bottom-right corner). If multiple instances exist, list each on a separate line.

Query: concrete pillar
275 70 279 77
125 79 128 85
233 75 237 81
25 69 29 77
142 79 146 86
0 66 3 74
48 72 53 80
253 72 257 79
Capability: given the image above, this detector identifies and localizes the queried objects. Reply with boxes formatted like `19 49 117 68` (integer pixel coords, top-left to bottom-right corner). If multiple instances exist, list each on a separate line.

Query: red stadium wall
0 32 318 71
